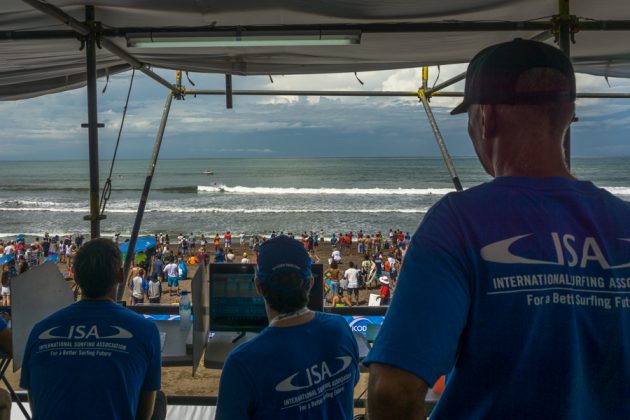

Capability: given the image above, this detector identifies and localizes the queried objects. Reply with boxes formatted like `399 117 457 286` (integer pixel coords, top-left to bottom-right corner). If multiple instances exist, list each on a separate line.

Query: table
154 320 193 366
203 331 258 369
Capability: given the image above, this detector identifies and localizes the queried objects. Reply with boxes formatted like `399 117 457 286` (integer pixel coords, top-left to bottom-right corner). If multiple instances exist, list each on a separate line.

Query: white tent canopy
2 0 630 99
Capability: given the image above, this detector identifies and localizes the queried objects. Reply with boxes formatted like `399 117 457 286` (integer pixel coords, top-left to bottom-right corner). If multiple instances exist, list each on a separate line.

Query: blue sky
2 64 630 160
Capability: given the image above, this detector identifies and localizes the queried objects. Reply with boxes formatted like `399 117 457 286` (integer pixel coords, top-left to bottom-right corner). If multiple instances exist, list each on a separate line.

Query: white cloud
258 96 299 105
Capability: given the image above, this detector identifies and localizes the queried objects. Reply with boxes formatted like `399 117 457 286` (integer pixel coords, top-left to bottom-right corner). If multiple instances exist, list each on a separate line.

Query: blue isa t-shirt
365 177 630 419
216 312 359 420
20 300 161 420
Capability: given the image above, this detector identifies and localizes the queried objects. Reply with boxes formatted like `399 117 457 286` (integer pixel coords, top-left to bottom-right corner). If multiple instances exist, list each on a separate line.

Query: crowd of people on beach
0 229 410 306
0 233 86 305
0 228 410 308
120 228 410 307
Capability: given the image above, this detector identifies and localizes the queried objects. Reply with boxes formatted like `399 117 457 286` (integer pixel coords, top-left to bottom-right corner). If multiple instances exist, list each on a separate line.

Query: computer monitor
209 263 323 333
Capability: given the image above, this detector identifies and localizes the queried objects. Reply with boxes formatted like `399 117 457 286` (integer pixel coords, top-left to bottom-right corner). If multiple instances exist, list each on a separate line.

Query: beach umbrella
0 254 14 266
118 236 157 254
44 254 59 264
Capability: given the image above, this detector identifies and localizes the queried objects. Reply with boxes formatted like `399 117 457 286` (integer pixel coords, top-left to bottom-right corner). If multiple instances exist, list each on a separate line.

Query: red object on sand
433 375 446 395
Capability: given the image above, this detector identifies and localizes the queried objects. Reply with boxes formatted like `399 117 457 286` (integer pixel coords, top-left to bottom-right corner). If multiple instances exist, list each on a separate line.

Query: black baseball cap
450 38 576 115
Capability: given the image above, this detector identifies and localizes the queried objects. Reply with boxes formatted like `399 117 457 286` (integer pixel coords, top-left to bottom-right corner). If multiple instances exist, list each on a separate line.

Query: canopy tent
2 0 630 99
119 236 157 254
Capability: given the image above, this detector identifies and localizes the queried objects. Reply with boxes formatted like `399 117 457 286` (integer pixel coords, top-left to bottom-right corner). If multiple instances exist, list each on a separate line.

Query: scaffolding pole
558 0 572 169
419 67 463 192
84 6 101 238
118 92 174 302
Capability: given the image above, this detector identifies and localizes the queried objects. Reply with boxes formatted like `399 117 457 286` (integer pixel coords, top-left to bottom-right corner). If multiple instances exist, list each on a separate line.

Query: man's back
21 300 161 420
368 177 630 419
216 312 359 419
344 268 360 288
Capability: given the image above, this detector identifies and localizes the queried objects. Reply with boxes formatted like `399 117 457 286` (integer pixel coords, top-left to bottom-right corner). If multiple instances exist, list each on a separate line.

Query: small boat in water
203 170 214 175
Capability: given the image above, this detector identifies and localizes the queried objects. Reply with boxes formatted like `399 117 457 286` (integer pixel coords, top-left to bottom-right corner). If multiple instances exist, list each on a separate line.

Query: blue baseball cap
256 235 312 284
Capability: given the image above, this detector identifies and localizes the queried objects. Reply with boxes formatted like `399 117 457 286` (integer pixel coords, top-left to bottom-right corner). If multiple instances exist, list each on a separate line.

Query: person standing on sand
163 258 179 296
215 247 225 263
343 262 361 305
367 39 630 419
147 274 162 304
328 261 341 297
216 235 359 420
224 231 232 249
196 247 209 266
362 254 376 288
130 268 148 305
1 271 10 307
20 238 160 419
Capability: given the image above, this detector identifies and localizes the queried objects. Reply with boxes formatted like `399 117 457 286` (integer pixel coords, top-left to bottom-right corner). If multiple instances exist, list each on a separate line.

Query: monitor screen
209 263 323 332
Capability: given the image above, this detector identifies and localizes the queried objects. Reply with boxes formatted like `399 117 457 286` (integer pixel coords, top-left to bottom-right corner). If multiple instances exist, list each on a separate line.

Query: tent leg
418 91 463 191
558 0 572 170
117 92 174 302
85 5 101 238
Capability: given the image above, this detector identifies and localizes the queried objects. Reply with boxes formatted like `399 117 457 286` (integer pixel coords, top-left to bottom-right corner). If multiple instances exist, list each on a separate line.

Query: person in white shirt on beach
163 259 179 296
344 262 361 305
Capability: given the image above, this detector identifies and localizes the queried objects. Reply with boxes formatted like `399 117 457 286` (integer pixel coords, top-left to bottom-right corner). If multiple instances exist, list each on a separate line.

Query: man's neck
265 305 314 327
490 137 574 179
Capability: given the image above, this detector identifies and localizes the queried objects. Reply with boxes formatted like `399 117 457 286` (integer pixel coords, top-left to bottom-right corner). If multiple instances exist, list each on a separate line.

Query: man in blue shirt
366 39 630 419
216 235 359 419
20 238 161 420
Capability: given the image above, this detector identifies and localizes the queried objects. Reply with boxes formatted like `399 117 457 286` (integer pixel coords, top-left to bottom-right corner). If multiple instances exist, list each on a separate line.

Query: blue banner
343 315 384 336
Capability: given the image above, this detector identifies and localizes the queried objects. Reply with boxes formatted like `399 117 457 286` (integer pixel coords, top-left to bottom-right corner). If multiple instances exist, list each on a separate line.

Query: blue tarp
44 254 59 264
0 254 14 266
119 237 156 254
15 234 25 242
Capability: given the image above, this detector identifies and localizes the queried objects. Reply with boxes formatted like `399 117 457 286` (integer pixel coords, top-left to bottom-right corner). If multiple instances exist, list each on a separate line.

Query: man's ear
480 104 497 140
254 277 263 296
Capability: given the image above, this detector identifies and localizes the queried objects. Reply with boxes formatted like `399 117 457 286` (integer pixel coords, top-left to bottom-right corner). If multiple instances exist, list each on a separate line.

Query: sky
2 64 630 160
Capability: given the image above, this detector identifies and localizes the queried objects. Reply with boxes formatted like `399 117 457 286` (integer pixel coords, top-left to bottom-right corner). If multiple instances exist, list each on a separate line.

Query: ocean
0 157 629 239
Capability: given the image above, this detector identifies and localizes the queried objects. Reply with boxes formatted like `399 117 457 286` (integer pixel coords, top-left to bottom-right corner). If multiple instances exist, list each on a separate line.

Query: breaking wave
0 205 429 214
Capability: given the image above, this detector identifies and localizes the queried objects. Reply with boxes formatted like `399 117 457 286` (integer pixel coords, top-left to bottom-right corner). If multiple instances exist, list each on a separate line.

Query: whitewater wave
601 186 630 195
0 186 197 193
0 206 429 214
198 185 455 195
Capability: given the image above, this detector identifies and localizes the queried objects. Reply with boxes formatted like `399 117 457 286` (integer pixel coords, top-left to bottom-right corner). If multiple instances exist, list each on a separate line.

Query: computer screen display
209 263 323 332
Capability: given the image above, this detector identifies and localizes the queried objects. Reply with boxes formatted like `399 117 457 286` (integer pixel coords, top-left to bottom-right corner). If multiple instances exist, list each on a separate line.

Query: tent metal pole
187 89 418 97
418 89 463 192
558 0 572 170
8 21 630 41
85 6 101 239
183 89 630 99
117 92 174 302
20 0 177 93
